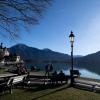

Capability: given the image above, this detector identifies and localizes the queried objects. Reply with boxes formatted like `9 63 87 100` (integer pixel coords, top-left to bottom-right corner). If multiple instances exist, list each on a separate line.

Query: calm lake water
63 69 100 80
27 63 100 80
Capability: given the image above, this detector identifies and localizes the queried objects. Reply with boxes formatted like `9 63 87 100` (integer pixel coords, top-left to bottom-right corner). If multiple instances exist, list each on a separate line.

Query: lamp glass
69 31 75 42
69 36 74 42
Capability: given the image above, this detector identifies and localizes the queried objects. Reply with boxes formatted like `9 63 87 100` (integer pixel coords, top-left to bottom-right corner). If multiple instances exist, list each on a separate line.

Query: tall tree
0 0 52 39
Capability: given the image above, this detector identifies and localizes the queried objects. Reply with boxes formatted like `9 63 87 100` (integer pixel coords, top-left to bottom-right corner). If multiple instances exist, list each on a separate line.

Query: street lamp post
69 31 75 87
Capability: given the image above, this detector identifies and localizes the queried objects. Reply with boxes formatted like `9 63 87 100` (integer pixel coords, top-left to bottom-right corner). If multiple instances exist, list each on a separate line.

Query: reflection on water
79 69 100 80
28 63 100 80
63 69 100 80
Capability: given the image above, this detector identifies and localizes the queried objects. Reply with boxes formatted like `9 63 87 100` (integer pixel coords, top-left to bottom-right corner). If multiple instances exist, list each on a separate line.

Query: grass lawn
0 68 7 74
0 84 100 100
0 65 11 74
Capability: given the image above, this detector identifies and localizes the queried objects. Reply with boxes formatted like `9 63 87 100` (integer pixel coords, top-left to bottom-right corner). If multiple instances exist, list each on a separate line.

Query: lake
27 63 100 80
63 69 100 80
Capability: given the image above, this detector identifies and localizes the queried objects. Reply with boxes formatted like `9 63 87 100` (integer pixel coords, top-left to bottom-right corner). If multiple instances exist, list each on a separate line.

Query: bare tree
0 0 52 39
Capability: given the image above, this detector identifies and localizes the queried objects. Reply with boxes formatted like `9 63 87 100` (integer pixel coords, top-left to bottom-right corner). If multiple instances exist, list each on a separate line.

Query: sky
1 0 100 56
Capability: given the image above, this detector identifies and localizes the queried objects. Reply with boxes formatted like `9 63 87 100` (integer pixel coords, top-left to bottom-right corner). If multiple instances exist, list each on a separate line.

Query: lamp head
69 31 75 43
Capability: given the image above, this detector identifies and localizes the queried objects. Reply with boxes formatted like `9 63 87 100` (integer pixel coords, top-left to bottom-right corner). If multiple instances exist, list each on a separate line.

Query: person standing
45 63 53 77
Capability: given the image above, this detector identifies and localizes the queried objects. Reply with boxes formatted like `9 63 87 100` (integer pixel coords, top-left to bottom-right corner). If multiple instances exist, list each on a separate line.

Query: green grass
0 84 100 100
0 68 7 74
0 65 14 74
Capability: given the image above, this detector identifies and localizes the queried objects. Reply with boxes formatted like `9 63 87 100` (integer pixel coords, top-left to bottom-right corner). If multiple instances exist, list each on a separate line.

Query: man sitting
58 70 66 83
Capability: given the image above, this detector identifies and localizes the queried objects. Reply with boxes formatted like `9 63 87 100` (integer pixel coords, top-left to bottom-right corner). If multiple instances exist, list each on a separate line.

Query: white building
4 47 10 56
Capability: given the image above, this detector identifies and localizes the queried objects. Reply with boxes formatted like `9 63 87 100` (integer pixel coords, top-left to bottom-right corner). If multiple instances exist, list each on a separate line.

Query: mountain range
75 51 100 74
9 44 100 74
9 44 70 63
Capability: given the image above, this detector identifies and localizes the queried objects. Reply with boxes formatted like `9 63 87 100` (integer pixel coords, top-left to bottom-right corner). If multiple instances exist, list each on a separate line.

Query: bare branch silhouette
0 0 52 39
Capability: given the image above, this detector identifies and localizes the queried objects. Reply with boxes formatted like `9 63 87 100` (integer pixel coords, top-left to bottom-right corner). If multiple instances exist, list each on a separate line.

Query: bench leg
92 85 95 92
9 86 12 94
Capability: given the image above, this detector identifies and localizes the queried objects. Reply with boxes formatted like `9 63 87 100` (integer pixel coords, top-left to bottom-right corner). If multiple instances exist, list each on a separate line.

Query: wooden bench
93 83 100 92
50 75 69 84
74 82 94 91
25 75 52 86
0 75 27 94
74 79 97 91
27 74 69 86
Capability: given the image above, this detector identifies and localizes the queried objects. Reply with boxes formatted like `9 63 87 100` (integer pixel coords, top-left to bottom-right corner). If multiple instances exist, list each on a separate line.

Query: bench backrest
7 75 26 86
12 76 25 84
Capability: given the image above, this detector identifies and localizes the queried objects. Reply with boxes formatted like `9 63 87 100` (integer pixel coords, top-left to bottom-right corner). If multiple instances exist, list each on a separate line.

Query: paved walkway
29 71 45 76
0 73 18 78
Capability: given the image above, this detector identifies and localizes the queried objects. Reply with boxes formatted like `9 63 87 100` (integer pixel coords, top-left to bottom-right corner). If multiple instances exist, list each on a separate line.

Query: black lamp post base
70 77 74 87
70 70 74 87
